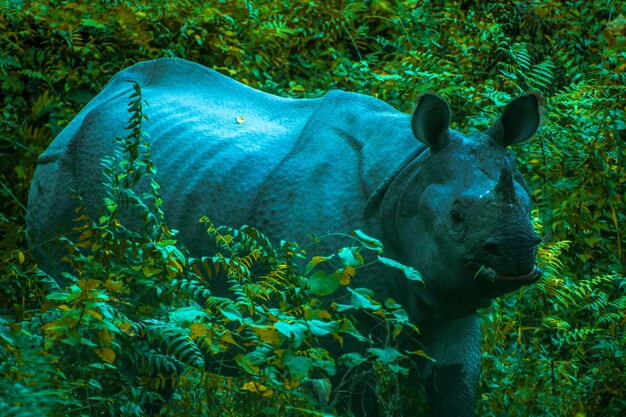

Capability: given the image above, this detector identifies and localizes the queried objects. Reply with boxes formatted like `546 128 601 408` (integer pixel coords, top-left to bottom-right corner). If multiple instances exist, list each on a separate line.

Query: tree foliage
1 0 625 416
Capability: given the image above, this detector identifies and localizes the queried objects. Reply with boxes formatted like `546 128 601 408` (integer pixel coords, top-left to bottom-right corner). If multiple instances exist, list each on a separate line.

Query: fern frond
133 319 205 369
541 316 571 330
510 43 532 72
217 224 277 261
496 41 555 92
205 295 236 311
259 16 296 41
584 292 609 312
261 264 289 285
562 327 598 343
537 240 571 275
19 68 44 80
0 54 20 70
529 57 555 90
215 254 250 279
171 277 212 302
598 312 623 326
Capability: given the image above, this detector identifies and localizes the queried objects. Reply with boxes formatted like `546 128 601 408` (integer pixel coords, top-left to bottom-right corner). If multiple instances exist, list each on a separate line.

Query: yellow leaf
17 251 25 264
283 379 301 390
221 332 239 346
392 326 403 339
331 333 344 348
78 229 93 244
75 240 92 248
253 325 279 345
86 309 102 321
79 279 100 291
142 264 161 278
310 255 332 269
116 321 134 336
94 347 115 364
73 214 90 222
340 265 355 285
190 322 210 340
171 258 183 272
304 308 332 320
241 381 266 393
103 279 124 292
409 349 431 360
98 329 113 347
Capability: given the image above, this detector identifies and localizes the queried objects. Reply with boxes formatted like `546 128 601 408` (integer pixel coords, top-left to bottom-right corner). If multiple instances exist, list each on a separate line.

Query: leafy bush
1 81 424 416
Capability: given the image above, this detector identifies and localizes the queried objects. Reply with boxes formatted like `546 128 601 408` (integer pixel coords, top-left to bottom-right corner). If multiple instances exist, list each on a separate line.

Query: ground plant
1 1 624 416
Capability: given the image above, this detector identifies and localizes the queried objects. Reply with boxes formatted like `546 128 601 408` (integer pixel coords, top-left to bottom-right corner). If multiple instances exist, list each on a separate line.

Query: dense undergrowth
1 1 625 416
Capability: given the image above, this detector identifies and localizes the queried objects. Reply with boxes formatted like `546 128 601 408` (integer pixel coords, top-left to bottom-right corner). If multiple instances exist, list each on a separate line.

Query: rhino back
248 90 419 257
28 58 421 281
27 58 321 265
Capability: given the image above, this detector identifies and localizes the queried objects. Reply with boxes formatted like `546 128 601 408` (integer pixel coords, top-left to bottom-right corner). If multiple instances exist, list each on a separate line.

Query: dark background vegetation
1 1 625 416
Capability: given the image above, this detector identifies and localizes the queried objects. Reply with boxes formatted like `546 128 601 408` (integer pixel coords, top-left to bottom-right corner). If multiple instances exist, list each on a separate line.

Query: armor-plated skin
26 58 545 417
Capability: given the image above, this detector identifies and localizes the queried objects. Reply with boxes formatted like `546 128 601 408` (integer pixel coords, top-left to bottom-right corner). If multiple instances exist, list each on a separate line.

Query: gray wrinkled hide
27 58 545 417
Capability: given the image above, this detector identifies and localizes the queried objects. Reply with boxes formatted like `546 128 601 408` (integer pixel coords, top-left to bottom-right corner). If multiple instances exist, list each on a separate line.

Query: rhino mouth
475 264 542 286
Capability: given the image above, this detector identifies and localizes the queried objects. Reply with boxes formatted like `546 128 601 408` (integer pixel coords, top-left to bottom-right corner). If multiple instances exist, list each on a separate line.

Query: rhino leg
421 314 481 417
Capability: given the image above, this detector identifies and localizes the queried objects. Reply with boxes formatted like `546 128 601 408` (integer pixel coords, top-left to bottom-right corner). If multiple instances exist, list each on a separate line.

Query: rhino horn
494 159 518 206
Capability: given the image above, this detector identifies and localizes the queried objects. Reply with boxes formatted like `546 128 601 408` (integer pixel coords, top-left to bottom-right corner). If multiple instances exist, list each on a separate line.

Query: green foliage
480 229 626 416
1 0 625 416
0 82 420 416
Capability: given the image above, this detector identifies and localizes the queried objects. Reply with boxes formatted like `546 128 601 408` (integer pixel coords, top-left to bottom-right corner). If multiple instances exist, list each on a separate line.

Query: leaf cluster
479 220 626 416
1 82 421 416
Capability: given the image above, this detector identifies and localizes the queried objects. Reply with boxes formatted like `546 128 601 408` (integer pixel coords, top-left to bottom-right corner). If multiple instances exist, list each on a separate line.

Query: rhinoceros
26 58 544 416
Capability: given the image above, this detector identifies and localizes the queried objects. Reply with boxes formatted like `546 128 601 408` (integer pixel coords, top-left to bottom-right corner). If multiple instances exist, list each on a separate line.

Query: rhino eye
451 209 464 223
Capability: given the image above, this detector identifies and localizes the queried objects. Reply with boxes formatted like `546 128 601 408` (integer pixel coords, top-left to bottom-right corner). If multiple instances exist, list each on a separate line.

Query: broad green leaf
235 353 261 375
338 247 363 267
81 18 107 29
307 270 341 296
352 230 384 253
275 321 308 348
88 379 103 391
367 346 404 364
338 352 367 369
378 255 422 282
219 305 242 322
335 287 380 312
391 307 411 324
306 320 339 337
281 351 314 378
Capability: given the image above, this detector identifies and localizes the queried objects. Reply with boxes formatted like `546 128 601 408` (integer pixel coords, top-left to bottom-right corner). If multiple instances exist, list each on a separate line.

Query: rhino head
382 92 544 317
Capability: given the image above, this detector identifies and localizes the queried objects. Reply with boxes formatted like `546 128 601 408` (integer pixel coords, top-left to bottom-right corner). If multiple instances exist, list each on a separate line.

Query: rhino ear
411 92 450 151
487 91 545 146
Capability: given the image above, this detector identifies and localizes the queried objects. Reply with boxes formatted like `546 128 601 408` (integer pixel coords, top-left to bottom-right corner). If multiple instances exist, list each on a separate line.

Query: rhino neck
364 145 430 250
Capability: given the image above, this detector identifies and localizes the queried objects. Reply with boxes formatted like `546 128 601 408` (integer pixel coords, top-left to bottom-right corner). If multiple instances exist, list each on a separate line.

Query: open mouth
475 264 542 286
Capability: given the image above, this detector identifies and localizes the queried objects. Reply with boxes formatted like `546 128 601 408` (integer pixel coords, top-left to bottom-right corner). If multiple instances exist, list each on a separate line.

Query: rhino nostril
483 240 500 256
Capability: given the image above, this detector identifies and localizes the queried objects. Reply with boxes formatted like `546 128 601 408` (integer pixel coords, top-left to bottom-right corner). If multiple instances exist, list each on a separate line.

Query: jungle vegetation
0 1 625 416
